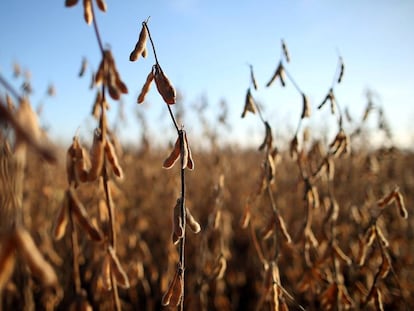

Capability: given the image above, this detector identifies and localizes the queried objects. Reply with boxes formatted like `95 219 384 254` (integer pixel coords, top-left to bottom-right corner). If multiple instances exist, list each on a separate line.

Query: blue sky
1 0 413 148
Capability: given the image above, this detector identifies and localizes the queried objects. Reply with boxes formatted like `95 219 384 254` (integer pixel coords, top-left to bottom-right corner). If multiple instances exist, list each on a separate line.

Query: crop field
1 1 413 311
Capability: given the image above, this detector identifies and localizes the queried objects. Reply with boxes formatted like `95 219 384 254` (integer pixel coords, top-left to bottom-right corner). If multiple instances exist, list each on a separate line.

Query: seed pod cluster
95 50 128 100
154 65 176 105
241 88 257 118
129 23 148 61
266 61 286 87
163 131 194 170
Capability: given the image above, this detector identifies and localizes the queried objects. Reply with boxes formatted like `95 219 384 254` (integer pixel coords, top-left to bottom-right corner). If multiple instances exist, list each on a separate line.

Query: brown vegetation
0 2 413 310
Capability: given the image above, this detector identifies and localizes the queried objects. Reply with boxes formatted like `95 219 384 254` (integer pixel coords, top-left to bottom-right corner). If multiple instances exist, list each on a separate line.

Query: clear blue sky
1 1 413 148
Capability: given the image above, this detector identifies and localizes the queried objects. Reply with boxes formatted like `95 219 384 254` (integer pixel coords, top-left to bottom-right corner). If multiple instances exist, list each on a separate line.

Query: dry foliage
0 4 412 311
